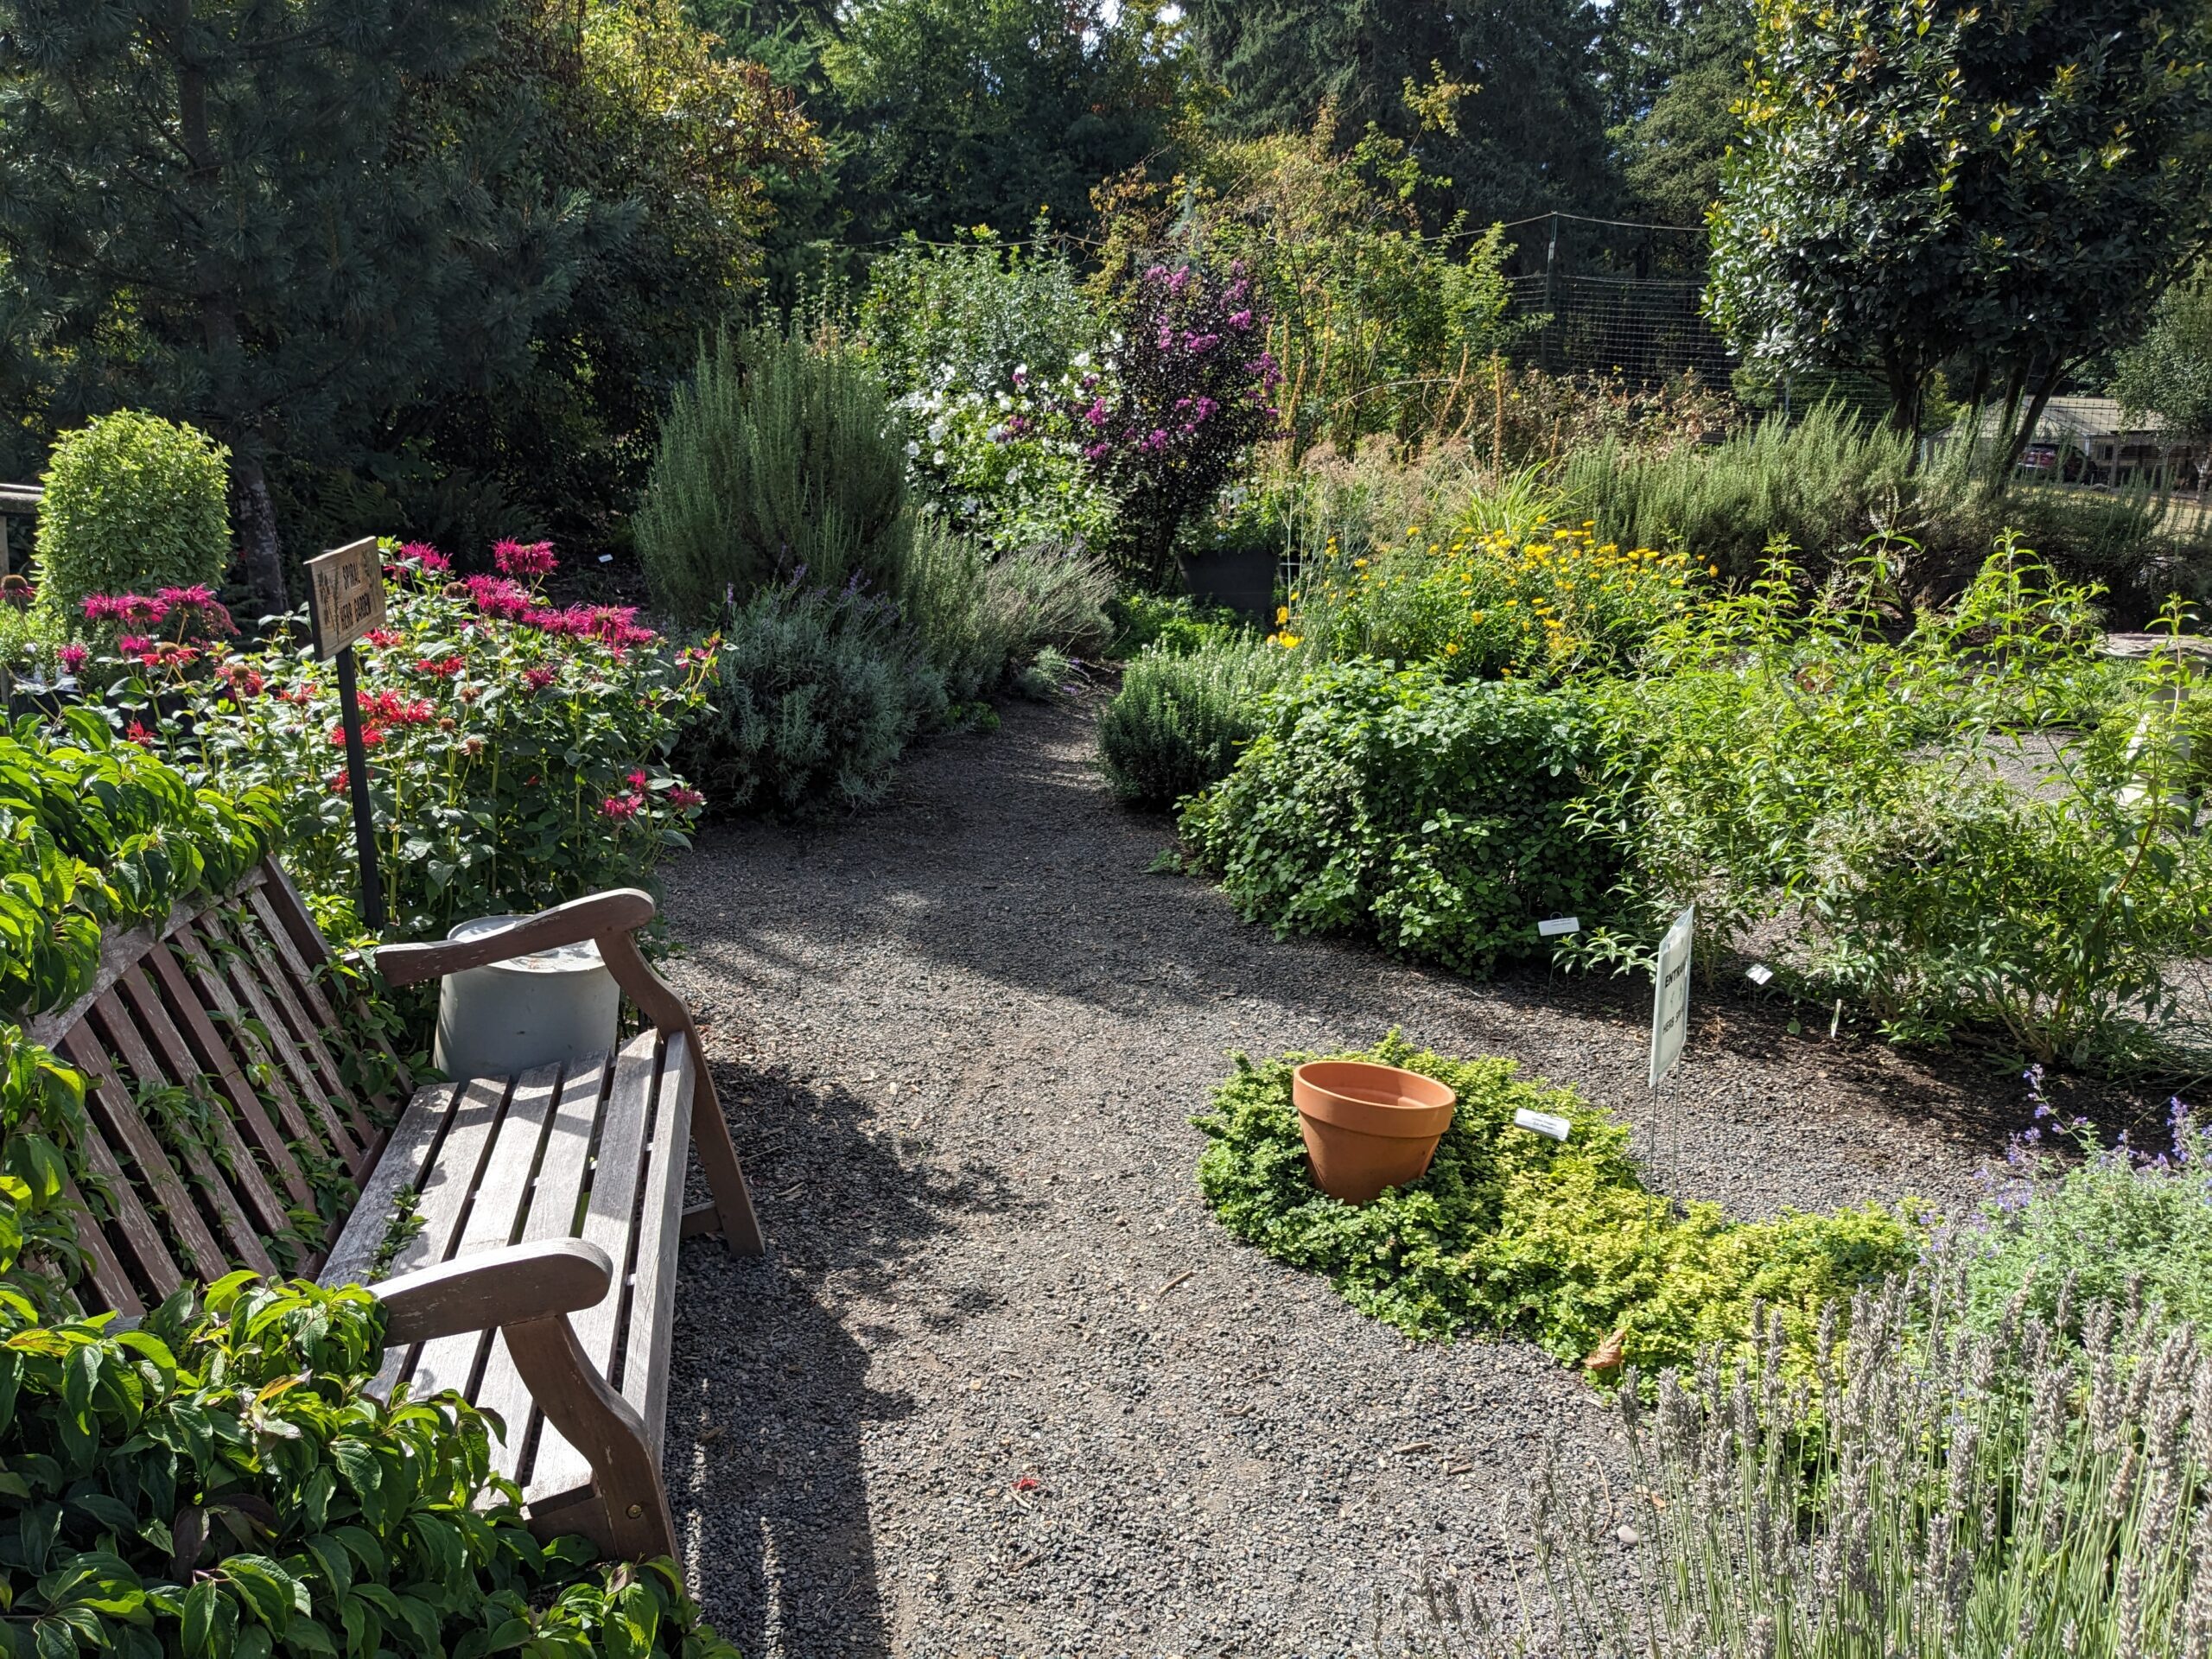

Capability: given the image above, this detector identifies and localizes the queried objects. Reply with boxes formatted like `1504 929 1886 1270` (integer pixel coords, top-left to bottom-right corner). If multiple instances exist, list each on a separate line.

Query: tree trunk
234 450 289 617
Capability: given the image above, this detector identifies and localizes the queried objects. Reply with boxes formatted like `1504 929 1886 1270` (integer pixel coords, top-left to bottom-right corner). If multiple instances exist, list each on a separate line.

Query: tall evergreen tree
0 1 590 610
1180 0 1617 227
1605 0 1754 226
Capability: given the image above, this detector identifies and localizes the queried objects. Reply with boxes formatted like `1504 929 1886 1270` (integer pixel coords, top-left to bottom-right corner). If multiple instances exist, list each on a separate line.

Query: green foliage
1961 1102 2212 1339
1096 634 1303 809
1560 402 1918 582
1094 110 1522 453
100 544 712 944
1103 593 1250 660
2113 255 2212 441
897 524 1114 702
0 712 276 1026
635 326 912 626
35 414 231 620
1709 0 2212 445
1179 662 1613 976
0 1027 93 1318
1534 1262 2211 1658
858 230 1119 554
0 0 596 611
677 579 947 817
810 0 1176 248
1578 545 2210 1071
0 1273 734 1659
1606 0 1755 225
1179 0 1617 230
1194 1034 1919 1375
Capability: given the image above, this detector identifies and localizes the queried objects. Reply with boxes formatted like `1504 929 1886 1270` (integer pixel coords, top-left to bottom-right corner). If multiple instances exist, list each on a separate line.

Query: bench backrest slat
42 857 396 1314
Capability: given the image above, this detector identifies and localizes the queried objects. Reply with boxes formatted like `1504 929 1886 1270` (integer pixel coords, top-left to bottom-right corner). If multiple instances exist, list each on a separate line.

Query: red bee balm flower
601 791 644 819
124 721 155 747
493 538 558 580
524 666 557 691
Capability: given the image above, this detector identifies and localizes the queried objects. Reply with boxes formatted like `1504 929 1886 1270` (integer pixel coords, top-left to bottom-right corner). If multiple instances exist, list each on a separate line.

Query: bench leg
503 1313 677 1560
688 1084 765 1259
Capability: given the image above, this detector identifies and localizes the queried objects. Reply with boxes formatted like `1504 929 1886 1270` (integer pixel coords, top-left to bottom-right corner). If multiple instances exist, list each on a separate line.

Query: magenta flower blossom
493 538 558 580
59 642 87 672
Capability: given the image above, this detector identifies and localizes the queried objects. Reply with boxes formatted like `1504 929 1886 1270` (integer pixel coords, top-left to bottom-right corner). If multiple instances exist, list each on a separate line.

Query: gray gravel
652 691 2106 1658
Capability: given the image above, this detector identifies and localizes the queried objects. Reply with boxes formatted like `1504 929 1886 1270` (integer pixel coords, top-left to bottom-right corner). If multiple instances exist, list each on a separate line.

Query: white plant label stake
1646 905 1694 1191
1513 1108 1571 1141
1537 916 1581 938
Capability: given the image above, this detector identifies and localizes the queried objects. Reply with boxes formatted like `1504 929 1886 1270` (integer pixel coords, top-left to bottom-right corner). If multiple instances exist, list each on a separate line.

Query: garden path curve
655 692 2040 1659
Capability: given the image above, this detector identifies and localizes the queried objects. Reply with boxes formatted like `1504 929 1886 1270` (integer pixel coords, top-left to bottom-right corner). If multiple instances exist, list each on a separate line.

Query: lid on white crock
447 913 607 973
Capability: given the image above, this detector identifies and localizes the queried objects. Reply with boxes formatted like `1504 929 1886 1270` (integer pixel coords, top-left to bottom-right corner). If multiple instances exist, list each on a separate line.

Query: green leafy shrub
100 543 712 943
1179 661 1613 976
1195 1035 1919 1376
1096 633 1302 809
1960 1094 2212 1337
0 1272 734 1658
1579 545 2208 1071
0 1026 96 1318
34 412 232 622
677 579 946 818
898 523 1114 702
634 325 912 626
0 712 277 1024
1532 1263 2210 1658
1102 592 1249 659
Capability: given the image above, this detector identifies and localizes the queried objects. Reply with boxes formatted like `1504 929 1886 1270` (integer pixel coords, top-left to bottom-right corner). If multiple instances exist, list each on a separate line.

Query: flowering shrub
1084 259 1280 585
99 542 714 940
1287 519 1708 678
858 230 1120 553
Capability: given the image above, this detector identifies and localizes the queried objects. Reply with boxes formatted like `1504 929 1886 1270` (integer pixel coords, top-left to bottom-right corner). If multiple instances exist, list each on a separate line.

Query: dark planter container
1178 544 1277 623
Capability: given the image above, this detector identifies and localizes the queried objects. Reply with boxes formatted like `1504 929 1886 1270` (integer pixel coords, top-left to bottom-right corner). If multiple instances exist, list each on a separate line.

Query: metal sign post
1646 905 1694 1189
304 537 389 932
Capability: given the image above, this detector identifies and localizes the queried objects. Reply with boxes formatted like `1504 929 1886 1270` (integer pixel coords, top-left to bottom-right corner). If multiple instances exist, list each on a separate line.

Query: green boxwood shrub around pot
1196 1034 1922 1380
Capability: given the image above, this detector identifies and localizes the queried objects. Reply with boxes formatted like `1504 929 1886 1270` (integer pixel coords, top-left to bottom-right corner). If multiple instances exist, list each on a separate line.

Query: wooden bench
29 858 761 1560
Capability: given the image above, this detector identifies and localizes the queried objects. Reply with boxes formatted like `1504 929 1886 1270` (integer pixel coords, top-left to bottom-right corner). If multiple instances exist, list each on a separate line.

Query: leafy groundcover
1194 1033 1922 1377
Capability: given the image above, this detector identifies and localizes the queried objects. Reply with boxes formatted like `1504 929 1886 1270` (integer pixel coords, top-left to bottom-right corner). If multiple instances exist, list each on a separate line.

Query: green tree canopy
1179 0 1618 227
2113 257 2212 442
1604 0 1753 226
0 0 596 610
1708 0 2212 457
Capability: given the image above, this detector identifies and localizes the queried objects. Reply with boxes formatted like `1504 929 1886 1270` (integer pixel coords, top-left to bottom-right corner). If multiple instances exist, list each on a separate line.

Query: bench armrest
375 891 656 987
372 1238 613 1346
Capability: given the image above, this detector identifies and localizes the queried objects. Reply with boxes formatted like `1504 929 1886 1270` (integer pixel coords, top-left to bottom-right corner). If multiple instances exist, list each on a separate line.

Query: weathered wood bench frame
33 858 760 1560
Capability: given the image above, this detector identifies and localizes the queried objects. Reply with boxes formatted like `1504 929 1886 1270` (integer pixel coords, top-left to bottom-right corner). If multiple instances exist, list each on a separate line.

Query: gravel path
653 693 2105 1658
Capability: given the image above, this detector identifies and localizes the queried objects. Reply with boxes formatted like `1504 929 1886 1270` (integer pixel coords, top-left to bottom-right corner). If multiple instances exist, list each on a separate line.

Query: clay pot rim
1292 1060 1457 1140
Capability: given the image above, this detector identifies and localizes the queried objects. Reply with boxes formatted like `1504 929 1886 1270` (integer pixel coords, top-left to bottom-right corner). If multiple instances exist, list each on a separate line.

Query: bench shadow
661 1062 1018 1659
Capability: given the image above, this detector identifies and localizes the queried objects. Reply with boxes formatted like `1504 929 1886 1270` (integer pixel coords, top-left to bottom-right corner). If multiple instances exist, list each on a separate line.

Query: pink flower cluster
392 543 453 575
83 585 238 637
461 574 657 646
493 539 558 580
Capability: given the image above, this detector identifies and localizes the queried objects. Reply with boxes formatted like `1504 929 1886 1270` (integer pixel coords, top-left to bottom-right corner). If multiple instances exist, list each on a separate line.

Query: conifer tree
0 1 588 611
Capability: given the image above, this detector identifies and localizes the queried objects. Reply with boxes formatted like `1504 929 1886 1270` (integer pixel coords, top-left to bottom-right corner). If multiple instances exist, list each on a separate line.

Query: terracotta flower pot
1293 1060 1458 1205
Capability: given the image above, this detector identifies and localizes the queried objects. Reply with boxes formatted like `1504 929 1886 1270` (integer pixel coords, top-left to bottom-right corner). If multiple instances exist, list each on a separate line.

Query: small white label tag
1537 916 1581 938
1514 1108 1571 1141
1745 963 1773 985
598 553 614 563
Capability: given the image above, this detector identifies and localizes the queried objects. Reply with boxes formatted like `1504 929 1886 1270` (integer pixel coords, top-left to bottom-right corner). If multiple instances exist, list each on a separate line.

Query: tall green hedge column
35 412 231 620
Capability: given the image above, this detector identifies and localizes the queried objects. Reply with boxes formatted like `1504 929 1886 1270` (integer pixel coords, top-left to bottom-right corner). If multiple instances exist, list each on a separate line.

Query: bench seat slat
474 1053 611 1483
143 944 314 1208
61 1032 232 1283
524 1029 664 1506
626 1034 695 1459
407 1063 566 1427
319 1079 460 1288
114 968 293 1241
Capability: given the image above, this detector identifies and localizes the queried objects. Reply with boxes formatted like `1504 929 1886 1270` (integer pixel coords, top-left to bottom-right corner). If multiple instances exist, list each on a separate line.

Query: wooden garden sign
304 537 388 930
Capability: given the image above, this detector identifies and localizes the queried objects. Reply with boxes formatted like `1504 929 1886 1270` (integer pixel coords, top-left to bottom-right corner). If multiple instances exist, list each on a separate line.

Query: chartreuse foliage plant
1196 1035 1920 1378
1179 662 1613 976
0 1273 734 1659
34 413 232 624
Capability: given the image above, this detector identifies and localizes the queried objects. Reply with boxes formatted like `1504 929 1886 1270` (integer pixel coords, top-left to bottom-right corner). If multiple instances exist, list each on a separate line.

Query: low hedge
1195 1034 1921 1378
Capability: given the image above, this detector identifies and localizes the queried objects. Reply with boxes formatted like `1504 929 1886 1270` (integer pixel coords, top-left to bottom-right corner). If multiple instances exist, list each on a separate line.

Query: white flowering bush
859 227 1120 553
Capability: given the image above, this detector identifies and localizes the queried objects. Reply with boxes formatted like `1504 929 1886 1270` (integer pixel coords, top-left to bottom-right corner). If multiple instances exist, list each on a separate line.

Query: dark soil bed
654 691 2145 1658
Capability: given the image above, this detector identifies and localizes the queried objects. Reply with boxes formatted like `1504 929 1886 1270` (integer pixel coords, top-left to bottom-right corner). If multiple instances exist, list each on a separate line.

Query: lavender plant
1529 1262 2212 1658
